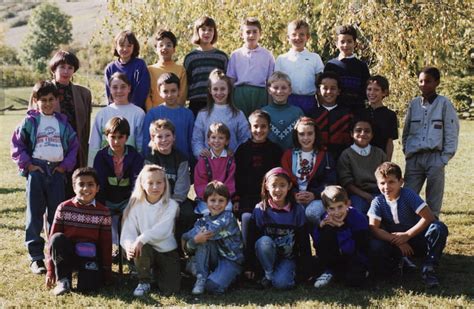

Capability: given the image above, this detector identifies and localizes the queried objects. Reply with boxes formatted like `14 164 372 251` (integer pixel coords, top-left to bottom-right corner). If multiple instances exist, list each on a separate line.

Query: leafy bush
440 76 473 111
0 46 21 65
0 65 44 87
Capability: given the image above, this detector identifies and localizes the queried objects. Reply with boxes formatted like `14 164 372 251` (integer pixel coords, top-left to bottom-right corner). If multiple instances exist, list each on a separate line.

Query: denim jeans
350 193 378 215
304 199 326 225
25 159 65 261
369 221 449 274
255 236 296 289
194 241 241 293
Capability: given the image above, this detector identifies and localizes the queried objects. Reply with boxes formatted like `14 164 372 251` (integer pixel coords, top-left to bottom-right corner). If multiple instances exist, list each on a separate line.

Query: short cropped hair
149 118 176 135
32 80 58 100
207 122 230 140
104 116 130 136
249 109 271 125
350 116 374 132
267 71 292 87
157 72 180 89
241 17 262 32
367 75 389 93
375 162 403 181
72 167 100 185
114 30 140 59
316 71 341 89
288 19 309 32
192 16 218 45
321 185 349 208
203 180 230 203
49 50 80 74
336 24 357 41
420 66 441 81
154 29 177 47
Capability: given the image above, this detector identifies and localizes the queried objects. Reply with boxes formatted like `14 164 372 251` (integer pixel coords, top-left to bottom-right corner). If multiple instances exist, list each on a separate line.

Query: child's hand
194 229 213 244
295 191 315 205
199 149 211 158
45 274 55 288
132 240 144 258
244 271 255 280
53 166 65 174
28 164 44 173
397 243 414 256
391 232 410 246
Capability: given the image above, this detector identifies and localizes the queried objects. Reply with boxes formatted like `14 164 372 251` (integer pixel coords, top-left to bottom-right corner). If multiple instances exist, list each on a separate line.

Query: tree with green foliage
20 2 72 72
103 0 472 112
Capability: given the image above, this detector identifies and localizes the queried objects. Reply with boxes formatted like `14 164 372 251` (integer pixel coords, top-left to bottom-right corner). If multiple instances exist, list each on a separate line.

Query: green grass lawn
0 111 472 307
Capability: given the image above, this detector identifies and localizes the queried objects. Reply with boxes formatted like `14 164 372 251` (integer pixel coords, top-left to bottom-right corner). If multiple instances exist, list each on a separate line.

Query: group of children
10 16 459 297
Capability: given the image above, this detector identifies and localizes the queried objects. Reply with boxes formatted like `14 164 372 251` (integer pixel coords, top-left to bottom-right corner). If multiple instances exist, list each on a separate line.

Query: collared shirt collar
422 93 438 106
338 54 355 60
268 199 291 212
288 48 307 56
351 143 371 156
210 149 228 159
242 45 260 53
74 197 97 207
107 146 128 156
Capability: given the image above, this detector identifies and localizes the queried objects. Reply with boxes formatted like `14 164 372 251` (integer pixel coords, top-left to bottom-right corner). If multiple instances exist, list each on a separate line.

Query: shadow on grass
0 187 25 195
0 223 23 231
0 205 25 215
442 209 474 216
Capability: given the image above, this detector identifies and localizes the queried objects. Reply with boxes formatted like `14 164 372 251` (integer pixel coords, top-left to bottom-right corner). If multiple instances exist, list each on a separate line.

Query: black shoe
422 267 440 288
30 260 46 274
259 277 272 289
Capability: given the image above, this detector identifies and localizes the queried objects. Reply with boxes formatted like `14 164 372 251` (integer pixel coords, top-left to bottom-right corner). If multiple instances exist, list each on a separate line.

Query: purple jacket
11 110 79 176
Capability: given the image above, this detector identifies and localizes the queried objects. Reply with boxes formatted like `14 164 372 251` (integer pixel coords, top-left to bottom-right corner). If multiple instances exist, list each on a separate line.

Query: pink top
194 155 236 199
227 46 275 87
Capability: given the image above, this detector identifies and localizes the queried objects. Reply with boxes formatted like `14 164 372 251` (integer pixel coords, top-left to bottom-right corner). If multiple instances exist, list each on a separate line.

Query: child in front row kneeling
311 185 369 288
121 165 181 296
368 162 448 288
182 181 244 295
46 167 112 296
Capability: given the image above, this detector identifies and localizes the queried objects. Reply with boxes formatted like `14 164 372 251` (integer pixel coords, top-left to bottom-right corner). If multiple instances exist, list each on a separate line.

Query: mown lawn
0 111 472 307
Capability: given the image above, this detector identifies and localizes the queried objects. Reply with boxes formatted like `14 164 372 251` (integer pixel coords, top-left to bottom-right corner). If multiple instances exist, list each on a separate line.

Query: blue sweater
142 105 195 159
262 102 304 150
104 58 150 110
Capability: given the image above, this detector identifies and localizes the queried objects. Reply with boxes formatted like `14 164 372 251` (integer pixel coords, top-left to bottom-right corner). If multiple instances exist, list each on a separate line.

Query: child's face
198 26 215 45
418 72 439 98
156 37 175 62
142 170 166 204
336 34 356 57
106 132 128 154
376 174 403 201
159 83 179 106
206 192 228 216
366 81 387 105
296 124 316 152
287 26 309 52
54 63 75 85
116 38 134 62
266 175 291 207
210 79 229 105
268 80 291 104
351 121 373 148
110 78 131 104
73 175 99 205
35 93 58 116
242 25 261 49
152 128 175 154
250 116 269 143
326 200 350 222
208 132 229 154
318 78 340 106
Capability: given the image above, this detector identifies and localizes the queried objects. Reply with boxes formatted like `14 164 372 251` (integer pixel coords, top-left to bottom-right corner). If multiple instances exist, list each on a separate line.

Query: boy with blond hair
275 19 324 115
227 17 275 117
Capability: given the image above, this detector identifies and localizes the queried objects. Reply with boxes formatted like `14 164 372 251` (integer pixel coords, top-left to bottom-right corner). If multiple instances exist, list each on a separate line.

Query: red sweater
46 198 112 282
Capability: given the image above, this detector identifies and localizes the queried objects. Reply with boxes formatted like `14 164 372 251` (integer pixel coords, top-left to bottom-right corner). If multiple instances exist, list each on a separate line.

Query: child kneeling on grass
182 181 244 295
121 165 181 296
45 167 112 296
368 162 448 288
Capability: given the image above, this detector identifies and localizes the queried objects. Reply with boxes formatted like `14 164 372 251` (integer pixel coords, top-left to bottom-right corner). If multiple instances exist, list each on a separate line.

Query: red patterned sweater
46 198 112 282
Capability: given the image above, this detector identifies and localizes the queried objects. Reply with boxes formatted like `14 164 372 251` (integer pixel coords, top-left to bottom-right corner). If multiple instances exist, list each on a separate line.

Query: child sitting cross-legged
121 165 181 296
368 162 449 288
194 122 236 215
45 167 112 296
182 181 244 295
311 185 369 288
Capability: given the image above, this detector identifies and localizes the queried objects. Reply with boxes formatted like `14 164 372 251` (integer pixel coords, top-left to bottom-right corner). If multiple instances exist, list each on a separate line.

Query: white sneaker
133 282 151 296
314 271 333 288
192 275 206 295
53 278 71 296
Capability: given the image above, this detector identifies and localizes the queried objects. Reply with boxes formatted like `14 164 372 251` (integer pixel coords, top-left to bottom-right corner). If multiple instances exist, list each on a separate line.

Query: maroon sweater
46 198 112 282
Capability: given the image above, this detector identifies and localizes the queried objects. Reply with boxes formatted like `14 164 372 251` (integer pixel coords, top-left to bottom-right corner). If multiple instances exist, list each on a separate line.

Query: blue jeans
304 199 326 225
25 159 65 261
255 236 296 289
369 221 448 274
195 241 241 293
350 193 378 215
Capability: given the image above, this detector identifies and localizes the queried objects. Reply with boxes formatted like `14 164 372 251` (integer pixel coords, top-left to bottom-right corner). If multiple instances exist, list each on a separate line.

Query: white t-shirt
32 114 64 162
296 150 316 191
